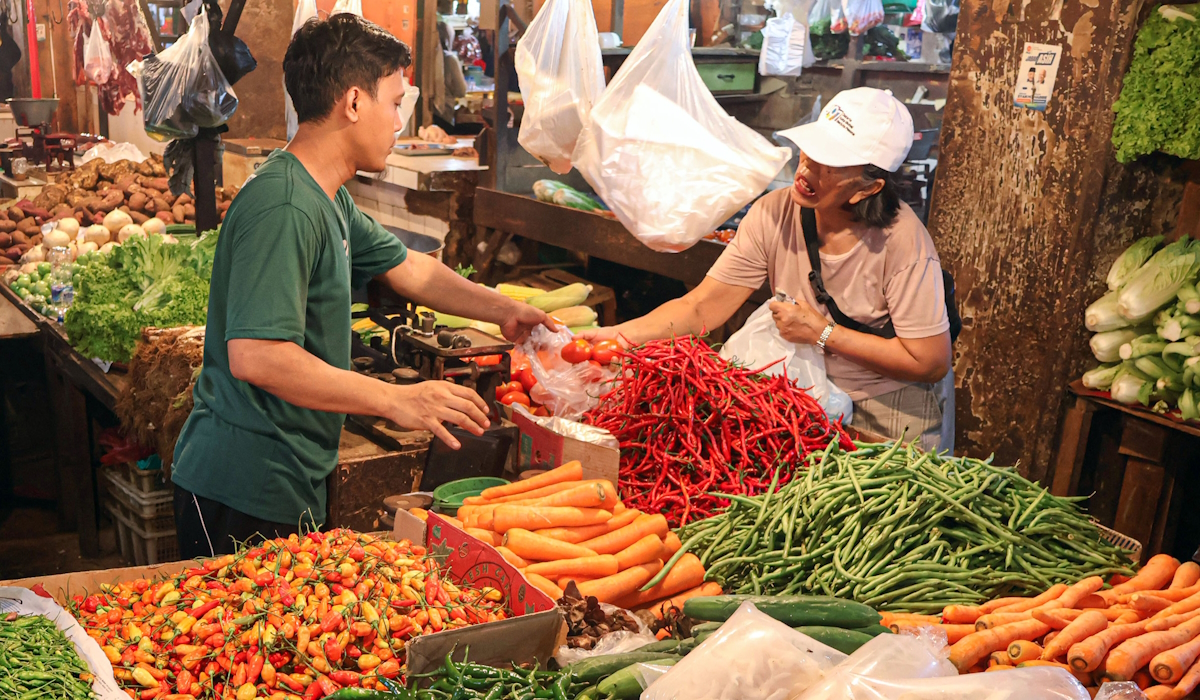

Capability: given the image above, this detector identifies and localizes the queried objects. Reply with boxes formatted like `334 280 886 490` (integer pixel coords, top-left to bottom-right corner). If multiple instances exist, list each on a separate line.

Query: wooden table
1050 381 1200 564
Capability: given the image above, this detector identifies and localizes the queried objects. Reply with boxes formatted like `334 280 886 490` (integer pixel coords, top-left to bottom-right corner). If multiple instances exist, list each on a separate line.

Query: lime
36 262 51 277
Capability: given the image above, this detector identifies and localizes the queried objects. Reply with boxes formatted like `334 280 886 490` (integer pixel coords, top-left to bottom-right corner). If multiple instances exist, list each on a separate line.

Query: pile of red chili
584 336 855 527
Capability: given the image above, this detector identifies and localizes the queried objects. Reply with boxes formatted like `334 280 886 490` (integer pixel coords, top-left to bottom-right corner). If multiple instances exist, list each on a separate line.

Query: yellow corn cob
550 305 598 328
496 283 545 301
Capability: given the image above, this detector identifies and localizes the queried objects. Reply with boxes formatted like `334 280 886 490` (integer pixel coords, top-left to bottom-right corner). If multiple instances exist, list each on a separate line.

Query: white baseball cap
777 87 914 172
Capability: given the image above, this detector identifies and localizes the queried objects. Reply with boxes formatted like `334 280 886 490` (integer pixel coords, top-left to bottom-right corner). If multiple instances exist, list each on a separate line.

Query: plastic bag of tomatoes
507 326 618 420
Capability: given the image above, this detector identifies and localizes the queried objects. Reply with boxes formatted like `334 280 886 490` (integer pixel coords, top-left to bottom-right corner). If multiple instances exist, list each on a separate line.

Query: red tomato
500 391 531 407
592 340 621 365
474 354 503 366
517 367 537 392
561 339 593 364
496 381 523 400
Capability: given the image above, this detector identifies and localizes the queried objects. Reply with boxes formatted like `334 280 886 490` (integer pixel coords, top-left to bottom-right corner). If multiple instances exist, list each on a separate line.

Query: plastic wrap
921 0 959 33
720 300 853 422
517 325 616 420
83 19 115 84
571 0 789 253
798 633 956 700
840 0 884 34
641 602 847 700
511 404 619 448
809 0 834 33
81 141 148 164
759 14 808 76
819 667 1091 700
515 0 605 174
140 7 238 141
554 603 656 666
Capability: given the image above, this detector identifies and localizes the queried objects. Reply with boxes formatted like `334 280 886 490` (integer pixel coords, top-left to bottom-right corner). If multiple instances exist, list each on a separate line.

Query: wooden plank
44 349 99 556
1113 456 1165 560
1086 425 1125 528
0 293 38 339
1118 417 1169 463
620 0 666 46
1050 396 1095 496
1072 380 1200 440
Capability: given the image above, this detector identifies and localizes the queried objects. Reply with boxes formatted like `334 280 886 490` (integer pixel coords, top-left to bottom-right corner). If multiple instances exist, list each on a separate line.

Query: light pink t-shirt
707 189 949 401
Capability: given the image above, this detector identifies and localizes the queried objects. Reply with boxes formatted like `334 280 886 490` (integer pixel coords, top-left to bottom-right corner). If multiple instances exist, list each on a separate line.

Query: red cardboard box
512 408 619 483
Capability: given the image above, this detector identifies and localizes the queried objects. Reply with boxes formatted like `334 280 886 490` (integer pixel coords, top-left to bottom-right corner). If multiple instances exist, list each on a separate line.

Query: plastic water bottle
47 246 74 323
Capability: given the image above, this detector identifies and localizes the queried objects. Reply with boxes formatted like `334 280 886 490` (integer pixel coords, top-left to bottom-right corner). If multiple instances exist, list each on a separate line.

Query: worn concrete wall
927 0 1185 479
221 0 290 141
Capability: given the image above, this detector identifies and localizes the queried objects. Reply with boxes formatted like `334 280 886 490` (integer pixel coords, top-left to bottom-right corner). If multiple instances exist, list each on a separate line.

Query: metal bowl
384 225 445 259
7 98 60 127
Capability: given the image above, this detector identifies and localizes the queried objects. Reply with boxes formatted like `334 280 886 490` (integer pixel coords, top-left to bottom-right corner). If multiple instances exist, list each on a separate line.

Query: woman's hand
769 300 829 345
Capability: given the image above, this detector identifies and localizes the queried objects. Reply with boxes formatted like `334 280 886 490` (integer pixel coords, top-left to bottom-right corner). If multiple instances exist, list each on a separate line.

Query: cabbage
1110 372 1151 405
1085 291 1132 332
1117 240 1200 321
1107 235 1163 291
1091 328 1140 363
1082 364 1121 390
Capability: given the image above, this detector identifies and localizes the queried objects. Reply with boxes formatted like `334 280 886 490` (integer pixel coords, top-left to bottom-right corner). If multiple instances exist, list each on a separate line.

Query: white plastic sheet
84 20 115 85
759 13 808 76
515 0 605 174
82 141 148 164
816 667 1092 700
571 0 789 253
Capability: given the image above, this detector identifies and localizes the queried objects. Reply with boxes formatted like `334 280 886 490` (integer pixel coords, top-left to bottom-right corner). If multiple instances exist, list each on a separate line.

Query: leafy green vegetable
1111 4 1200 163
64 230 220 363
455 263 477 279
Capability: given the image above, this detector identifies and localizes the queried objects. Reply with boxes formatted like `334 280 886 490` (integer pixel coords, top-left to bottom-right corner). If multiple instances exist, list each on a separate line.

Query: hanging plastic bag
720 300 852 423
515 0 605 174
285 0 318 140
140 7 238 141
809 0 834 33
922 0 959 33
830 0 848 32
841 0 884 34
572 0 788 253
83 19 115 85
517 325 616 420
331 0 363 15
758 14 808 76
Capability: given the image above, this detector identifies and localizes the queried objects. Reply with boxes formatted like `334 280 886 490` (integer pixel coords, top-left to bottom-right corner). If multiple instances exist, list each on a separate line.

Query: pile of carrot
897 554 1200 699
448 461 722 616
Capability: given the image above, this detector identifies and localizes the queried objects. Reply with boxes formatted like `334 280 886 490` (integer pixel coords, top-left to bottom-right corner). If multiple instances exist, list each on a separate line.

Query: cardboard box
512 409 620 484
4 520 565 676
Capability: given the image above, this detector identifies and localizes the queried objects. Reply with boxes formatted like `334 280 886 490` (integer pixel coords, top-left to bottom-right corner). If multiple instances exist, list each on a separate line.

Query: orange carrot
1115 610 1143 624
1126 584 1200 604
1033 607 1131 629
642 581 724 620
1044 630 1059 648
534 509 641 544
976 612 1033 630
1015 660 1094 685
1051 577 1106 610
1148 609 1200 633
1171 654 1200 700
557 576 595 589
470 480 603 506
937 624 977 644
410 508 429 521
481 462 583 500
1008 640 1042 663
1068 622 1147 672
614 502 626 514
942 606 983 624
890 621 941 635
579 514 669 555
615 554 706 608
1133 593 1175 615
1078 594 1110 609
1153 591 1200 623
881 612 941 626
525 555 620 579
466 528 502 546
578 561 663 604
1173 563 1200 590
989 651 1013 667
1097 554 1182 606
948 619 1051 672
1153 634 1200 683
503 529 597 562
492 506 612 533
1133 669 1154 690
995 584 1069 613
524 573 563 600
980 597 1029 614
1103 616 1200 682
615 534 667 571
496 546 531 569
1143 685 1175 700
524 481 621 509
1042 610 1108 661
662 532 682 556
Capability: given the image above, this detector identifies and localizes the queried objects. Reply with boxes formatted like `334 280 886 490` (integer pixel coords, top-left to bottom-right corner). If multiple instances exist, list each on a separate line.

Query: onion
103 209 133 235
83 224 110 246
76 241 98 256
43 229 72 249
99 242 117 254
56 217 81 238
118 224 146 243
142 217 166 235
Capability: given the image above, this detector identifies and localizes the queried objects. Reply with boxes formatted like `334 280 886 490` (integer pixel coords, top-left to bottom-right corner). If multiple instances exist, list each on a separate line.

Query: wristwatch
817 322 836 351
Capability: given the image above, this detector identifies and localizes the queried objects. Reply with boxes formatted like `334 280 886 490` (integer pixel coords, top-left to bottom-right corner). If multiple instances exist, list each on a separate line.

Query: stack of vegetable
912 555 1200 699
63 230 218 363
449 461 721 615
584 335 855 526
666 441 1134 612
0 612 97 700
1081 236 1200 420
532 180 614 218
70 528 510 698
421 281 599 338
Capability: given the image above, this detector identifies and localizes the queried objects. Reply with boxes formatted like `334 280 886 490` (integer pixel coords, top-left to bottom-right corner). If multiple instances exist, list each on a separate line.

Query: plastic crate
104 497 178 566
123 461 168 494
104 469 174 533
1094 519 1143 563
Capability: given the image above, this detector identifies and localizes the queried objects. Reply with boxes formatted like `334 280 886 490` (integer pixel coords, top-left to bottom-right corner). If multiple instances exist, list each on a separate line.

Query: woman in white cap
582 87 954 450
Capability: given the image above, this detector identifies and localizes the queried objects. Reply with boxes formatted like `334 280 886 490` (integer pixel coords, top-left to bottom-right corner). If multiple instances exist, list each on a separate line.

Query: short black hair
284 14 412 124
849 165 902 228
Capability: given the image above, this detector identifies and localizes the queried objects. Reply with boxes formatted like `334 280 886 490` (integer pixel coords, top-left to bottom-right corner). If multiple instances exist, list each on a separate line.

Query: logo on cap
825 104 855 136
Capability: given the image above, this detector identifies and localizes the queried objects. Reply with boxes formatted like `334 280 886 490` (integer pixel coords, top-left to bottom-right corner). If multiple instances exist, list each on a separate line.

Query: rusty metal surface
928 0 1184 479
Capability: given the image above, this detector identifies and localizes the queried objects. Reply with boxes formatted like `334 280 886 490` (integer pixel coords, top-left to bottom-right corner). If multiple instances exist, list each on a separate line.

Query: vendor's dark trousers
174 485 300 559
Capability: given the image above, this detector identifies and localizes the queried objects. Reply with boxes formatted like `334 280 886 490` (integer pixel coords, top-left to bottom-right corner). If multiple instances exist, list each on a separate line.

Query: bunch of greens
64 231 219 363
1111 4 1200 163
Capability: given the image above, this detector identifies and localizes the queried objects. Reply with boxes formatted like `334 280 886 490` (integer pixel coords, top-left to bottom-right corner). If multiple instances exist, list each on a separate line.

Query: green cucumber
683 595 881 628
792 626 875 655
633 639 685 653
565 652 680 684
165 223 197 235
852 624 893 637
688 621 722 637
596 659 678 699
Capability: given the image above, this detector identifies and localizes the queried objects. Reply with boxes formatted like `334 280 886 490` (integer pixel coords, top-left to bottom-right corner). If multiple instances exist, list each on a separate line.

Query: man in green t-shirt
171 15 552 558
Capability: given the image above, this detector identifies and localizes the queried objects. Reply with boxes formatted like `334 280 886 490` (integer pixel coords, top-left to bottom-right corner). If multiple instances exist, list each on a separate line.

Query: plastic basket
123 461 168 494
104 468 173 522
104 497 178 566
1094 519 1143 563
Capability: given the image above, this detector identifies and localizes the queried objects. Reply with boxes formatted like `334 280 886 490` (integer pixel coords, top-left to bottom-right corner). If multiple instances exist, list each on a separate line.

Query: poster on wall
1013 42 1062 112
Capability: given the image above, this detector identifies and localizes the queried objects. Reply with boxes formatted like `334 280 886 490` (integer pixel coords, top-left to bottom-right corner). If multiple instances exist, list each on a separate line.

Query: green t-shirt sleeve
224 205 320 345
340 188 408 288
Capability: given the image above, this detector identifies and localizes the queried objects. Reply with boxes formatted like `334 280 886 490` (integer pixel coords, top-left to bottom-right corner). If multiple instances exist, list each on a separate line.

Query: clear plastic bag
571 0 789 253
285 0 318 140
140 7 238 141
554 603 657 666
1093 683 1146 700
841 0 884 35
515 0 605 174
809 0 834 33
84 19 115 85
81 141 148 164
921 0 959 33
798 633 956 700
642 601 846 700
331 0 363 15
517 325 615 420
720 301 853 423
821 667 1091 700
758 13 808 76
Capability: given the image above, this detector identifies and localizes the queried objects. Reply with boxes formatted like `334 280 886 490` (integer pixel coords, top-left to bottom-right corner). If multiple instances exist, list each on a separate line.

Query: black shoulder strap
801 207 897 340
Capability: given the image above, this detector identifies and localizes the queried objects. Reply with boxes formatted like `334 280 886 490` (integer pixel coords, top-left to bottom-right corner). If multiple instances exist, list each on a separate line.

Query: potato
16 218 39 235
4 245 20 261
8 206 24 220
183 203 196 218
151 198 169 214
155 211 173 224
175 193 193 207
29 234 41 246
128 192 148 212
11 230 29 245
0 219 14 233
172 205 185 223
129 211 149 224
99 190 124 211
0 232 10 248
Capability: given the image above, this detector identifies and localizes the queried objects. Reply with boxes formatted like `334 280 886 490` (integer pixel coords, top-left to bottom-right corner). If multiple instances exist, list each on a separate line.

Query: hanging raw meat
69 0 154 116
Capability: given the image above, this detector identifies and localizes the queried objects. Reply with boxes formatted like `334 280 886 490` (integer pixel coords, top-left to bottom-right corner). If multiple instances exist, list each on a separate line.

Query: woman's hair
850 164 902 228
438 22 453 51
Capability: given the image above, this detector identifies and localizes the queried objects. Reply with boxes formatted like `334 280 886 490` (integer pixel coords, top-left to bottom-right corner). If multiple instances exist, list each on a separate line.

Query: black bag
801 207 962 343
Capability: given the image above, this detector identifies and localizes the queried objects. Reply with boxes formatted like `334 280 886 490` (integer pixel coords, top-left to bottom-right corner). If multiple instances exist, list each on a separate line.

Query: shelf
812 59 952 74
